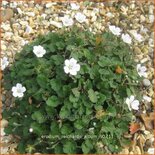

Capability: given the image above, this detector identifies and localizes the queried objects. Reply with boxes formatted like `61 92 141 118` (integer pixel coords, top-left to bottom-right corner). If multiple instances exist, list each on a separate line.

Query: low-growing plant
3 26 142 154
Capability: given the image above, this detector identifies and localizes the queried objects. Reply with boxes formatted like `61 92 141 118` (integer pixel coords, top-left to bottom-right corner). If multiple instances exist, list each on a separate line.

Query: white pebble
50 21 63 28
140 58 148 63
2 1 8 6
17 8 23 15
143 79 151 87
45 2 53 8
26 12 35 17
143 95 152 102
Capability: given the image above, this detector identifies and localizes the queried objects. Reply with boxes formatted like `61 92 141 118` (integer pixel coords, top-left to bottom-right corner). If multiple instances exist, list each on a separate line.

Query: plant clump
3 27 142 154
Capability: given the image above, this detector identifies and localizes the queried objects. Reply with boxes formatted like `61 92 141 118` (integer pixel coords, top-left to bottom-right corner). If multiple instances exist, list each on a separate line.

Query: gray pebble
2 94 6 102
143 79 151 87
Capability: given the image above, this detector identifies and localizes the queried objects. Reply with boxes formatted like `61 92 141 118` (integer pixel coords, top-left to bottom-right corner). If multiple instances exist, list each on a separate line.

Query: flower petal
129 95 135 103
21 87 26 92
70 58 77 64
64 66 69 74
75 64 80 71
70 70 77 75
65 59 70 66
18 93 24 98
131 100 139 110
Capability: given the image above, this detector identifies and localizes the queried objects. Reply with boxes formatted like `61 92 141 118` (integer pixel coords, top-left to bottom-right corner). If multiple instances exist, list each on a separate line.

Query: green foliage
3 26 142 154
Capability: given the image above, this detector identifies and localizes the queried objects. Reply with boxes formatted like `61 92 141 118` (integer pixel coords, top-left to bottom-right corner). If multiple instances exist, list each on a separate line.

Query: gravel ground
1 0 154 154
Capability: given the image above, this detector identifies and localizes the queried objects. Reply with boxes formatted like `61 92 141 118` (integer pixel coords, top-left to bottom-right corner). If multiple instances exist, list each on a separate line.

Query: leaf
50 55 64 65
140 113 154 130
129 123 140 134
36 74 47 88
46 96 59 107
107 106 116 117
82 139 94 153
96 36 102 45
74 120 84 129
72 88 80 98
61 123 73 135
88 89 98 103
59 106 70 119
31 111 46 124
50 121 60 135
101 122 115 133
54 144 63 154
115 65 123 74
30 122 44 135
69 94 79 103
50 79 61 92
63 141 77 154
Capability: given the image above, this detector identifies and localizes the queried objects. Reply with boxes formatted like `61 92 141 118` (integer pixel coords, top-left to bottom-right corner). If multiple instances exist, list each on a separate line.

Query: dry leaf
137 134 146 154
96 36 102 45
0 71 2 80
115 65 123 74
95 109 106 119
140 112 154 130
133 146 141 154
28 97 32 104
129 123 140 134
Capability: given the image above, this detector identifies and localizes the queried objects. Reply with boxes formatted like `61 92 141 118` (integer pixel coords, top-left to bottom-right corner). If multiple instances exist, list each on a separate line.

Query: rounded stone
143 79 151 87
1 119 8 128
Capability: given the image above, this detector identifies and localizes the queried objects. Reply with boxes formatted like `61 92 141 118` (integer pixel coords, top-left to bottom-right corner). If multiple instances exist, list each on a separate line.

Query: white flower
70 3 80 10
33 45 46 58
143 95 152 102
61 15 74 27
1 57 9 70
12 83 26 98
136 64 147 78
125 95 140 111
121 33 132 44
109 25 122 36
29 128 33 132
64 58 80 76
75 12 86 23
130 30 143 42
149 15 154 23
148 148 154 154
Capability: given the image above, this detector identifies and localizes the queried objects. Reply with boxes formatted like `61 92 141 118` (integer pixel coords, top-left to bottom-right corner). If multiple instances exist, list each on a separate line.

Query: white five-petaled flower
1 57 9 70
148 148 154 154
12 83 26 98
121 33 132 44
109 25 122 36
136 64 147 78
130 30 143 42
64 58 80 76
33 45 46 58
125 95 140 111
75 12 86 23
62 15 74 27
70 3 80 10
